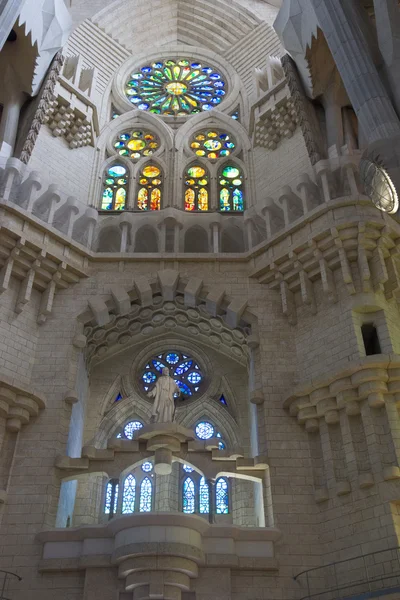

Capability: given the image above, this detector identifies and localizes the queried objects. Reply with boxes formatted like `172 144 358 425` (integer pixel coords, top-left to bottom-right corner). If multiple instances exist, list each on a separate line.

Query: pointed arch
216 477 229 514
218 163 244 212
136 162 163 210
101 163 129 211
122 474 136 514
139 477 153 512
182 477 196 514
184 164 210 211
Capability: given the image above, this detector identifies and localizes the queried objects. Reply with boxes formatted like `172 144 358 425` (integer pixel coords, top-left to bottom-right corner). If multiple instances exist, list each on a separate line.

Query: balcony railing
0 570 21 600
294 546 400 600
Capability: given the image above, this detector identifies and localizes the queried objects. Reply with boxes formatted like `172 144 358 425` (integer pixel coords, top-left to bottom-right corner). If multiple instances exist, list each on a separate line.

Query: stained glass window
183 464 194 473
104 479 119 516
231 109 239 121
216 477 229 514
115 393 123 402
141 351 203 399
219 165 244 211
195 421 215 440
101 164 128 211
183 477 196 513
139 477 152 512
122 474 136 514
199 477 210 514
190 130 235 159
141 461 153 473
122 421 143 440
113 130 160 162
219 394 227 406
137 164 162 210
185 165 209 211
125 59 226 116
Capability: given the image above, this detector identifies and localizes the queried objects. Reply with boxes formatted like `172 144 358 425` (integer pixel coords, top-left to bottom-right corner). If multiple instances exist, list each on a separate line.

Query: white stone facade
0 1 400 599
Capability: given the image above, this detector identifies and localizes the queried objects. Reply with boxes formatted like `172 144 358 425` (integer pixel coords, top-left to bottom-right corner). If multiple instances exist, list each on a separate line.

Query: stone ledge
0 377 46 432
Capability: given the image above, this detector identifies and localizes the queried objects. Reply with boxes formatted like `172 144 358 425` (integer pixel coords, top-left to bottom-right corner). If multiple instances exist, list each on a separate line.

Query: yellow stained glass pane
187 166 205 178
208 152 217 159
152 178 162 185
143 165 160 178
204 139 221 151
138 188 148 210
196 134 206 141
166 81 187 95
149 142 158 149
140 178 148 184
132 131 143 138
185 188 195 211
198 188 208 211
191 142 200 148
199 178 208 185
207 131 218 138
196 150 206 156
144 134 154 141
220 187 230 210
128 139 146 151
151 188 161 210
131 152 141 160
115 187 126 210
186 179 195 185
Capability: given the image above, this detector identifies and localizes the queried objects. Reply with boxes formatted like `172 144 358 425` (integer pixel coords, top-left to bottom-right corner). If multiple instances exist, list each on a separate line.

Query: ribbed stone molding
0 377 46 432
37 513 281 598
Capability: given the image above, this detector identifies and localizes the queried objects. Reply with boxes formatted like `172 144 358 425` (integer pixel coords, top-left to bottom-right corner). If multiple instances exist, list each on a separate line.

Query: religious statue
148 367 180 423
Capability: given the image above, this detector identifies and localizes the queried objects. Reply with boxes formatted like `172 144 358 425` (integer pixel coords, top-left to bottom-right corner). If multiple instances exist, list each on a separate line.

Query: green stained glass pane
173 66 180 80
186 70 200 81
222 166 240 179
164 67 173 80
220 188 230 211
161 97 172 111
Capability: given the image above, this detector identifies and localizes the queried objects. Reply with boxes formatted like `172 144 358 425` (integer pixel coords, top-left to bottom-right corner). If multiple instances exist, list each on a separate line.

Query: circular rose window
141 351 204 399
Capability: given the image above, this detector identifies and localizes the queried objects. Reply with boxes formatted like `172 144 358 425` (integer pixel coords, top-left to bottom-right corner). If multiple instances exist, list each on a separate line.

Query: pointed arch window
122 474 136 514
199 477 210 514
216 477 229 514
139 477 153 512
104 479 119 517
185 165 209 211
137 164 162 210
183 477 196 514
116 420 144 440
101 164 128 211
219 165 244 211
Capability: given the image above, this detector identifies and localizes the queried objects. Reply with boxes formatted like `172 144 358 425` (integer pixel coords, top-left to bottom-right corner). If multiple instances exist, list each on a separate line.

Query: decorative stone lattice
254 95 298 150
44 99 93 148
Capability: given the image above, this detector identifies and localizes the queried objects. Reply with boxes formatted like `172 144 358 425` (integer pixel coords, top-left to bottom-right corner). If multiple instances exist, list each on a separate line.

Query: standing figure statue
148 367 180 423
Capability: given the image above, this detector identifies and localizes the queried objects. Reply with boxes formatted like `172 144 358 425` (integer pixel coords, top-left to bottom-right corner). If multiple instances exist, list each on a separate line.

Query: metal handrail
294 546 400 600
0 569 22 600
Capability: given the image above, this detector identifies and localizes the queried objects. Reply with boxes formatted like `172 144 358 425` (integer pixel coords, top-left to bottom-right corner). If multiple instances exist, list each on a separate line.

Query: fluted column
310 0 400 143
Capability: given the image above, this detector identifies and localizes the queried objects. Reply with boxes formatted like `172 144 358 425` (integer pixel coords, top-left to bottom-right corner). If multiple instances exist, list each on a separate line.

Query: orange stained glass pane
143 165 161 178
187 166 205 178
151 188 161 210
115 187 126 210
138 188 148 210
198 188 208 211
208 152 217 159
185 188 195 211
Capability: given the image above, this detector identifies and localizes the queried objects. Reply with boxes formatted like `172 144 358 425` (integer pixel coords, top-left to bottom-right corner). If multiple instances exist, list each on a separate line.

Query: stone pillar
207 478 215 524
210 221 220 253
0 66 25 158
310 0 400 144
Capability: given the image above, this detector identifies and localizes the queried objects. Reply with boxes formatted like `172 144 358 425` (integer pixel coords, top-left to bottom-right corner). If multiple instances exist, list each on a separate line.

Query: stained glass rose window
125 59 226 116
141 351 204 398
190 130 235 159
113 130 160 162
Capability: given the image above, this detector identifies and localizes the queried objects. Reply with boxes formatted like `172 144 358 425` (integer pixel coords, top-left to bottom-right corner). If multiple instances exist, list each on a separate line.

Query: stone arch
134 225 159 252
96 224 122 252
178 402 241 450
221 223 245 253
184 225 209 253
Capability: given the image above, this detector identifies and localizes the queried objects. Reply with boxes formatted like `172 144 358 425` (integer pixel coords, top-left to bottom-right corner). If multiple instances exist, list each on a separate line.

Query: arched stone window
180 464 229 516
122 474 136 514
184 226 209 253
104 478 119 519
137 164 163 211
184 165 209 211
190 130 235 159
218 164 244 211
182 477 196 514
139 477 153 512
134 225 159 252
113 130 160 161
199 476 210 514
101 164 129 211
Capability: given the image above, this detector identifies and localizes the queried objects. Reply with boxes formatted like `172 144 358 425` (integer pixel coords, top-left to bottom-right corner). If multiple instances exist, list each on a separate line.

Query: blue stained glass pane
142 461 153 472
202 104 213 110
216 478 229 514
124 421 143 439
199 477 210 513
115 393 122 402
141 66 152 73
166 352 180 364
192 63 201 68
195 421 215 440
202 67 213 74
143 371 157 384
215 90 225 96
153 360 167 372
183 464 194 472
233 189 244 211
183 477 196 513
210 73 221 80
174 361 193 375
138 103 149 110
214 81 225 87
122 475 136 514
175 380 192 396
187 372 202 384
219 394 227 405
116 433 122 438
216 432 222 438
219 441 226 450
140 477 152 512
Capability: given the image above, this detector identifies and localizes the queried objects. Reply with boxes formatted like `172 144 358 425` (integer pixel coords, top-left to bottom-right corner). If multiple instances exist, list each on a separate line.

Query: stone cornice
0 375 46 432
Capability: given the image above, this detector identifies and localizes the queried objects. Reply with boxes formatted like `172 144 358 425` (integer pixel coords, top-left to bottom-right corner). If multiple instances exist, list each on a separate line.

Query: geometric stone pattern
254 93 298 150
44 99 93 149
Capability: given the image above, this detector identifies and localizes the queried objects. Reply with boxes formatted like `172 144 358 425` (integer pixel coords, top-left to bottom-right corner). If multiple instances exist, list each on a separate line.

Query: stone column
207 478 215 524
310 0 400 144
210 221 220 253
0 66 26 158
373 0 400 116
